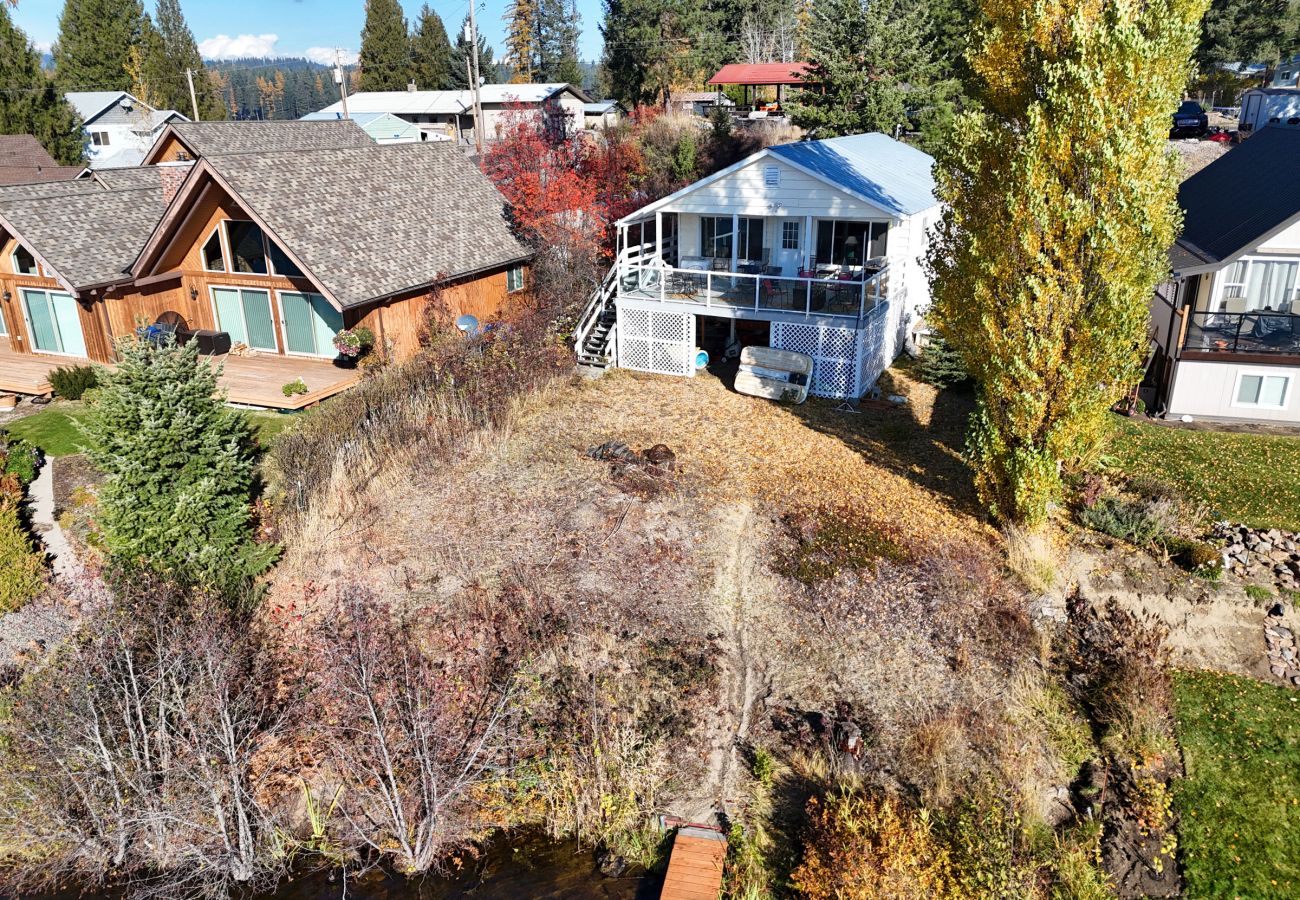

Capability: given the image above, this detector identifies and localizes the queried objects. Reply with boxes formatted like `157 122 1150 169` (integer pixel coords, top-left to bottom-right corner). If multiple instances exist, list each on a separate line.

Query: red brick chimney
159 163 193 204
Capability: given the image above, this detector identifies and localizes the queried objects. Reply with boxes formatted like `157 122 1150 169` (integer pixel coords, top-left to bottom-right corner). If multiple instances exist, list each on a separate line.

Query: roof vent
764 164 780 187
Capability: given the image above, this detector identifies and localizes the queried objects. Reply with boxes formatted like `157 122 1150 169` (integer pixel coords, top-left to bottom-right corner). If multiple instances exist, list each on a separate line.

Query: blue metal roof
768 133 937 217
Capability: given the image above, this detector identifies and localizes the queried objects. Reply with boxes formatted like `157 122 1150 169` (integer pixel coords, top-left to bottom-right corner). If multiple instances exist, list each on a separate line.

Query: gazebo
706 62 813 112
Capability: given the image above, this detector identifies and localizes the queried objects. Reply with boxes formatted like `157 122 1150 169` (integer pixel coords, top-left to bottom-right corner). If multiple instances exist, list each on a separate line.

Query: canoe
734 345 814 404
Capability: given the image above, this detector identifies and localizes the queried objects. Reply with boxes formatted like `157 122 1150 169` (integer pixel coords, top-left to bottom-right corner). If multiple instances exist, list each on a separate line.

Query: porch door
21 288 86 356
773 218 802 275
212 287 277 352
279 291 343 357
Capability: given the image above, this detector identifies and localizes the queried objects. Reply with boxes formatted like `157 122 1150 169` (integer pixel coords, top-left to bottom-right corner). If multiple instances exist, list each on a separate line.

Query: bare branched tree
0 578 287 899
740 6 800 64
310 592 521 875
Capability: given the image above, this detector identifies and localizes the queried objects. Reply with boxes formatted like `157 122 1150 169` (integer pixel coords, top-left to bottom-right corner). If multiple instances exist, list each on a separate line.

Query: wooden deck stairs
660 824 727 900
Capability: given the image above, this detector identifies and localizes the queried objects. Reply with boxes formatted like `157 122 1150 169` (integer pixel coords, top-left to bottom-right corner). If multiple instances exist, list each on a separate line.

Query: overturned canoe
734 345 814 404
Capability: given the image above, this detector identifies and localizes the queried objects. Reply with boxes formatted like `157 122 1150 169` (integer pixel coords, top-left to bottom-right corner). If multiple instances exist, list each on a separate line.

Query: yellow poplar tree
927 0 1208 527
505 0 539 83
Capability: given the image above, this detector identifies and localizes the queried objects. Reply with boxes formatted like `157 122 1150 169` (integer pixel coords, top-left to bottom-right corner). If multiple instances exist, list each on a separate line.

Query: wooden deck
661 826 727 900
0 342 359 410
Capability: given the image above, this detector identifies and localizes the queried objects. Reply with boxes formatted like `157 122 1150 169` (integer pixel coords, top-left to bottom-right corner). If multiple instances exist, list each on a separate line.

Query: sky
11 0 605 73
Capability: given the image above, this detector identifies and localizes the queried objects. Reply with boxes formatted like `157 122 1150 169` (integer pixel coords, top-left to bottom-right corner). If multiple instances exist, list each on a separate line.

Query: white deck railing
616 261 889 324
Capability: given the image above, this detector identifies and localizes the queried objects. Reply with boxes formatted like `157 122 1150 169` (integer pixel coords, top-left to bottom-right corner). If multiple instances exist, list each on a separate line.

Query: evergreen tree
126 14 168 108
537 0 582 83
85 340 277 593
504 0 539 82
0 5 85 165
148 0 227 118
600 0 709 105
788 0 945 138
1196 0 1291 68
359 0 412 91
927 0 1207 527
411 4 454 89
54 0 146 91
449 14 495 89
916 337 971 388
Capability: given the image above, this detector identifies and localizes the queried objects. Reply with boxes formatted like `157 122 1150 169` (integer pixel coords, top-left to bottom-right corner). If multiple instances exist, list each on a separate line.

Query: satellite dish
455 314 480 336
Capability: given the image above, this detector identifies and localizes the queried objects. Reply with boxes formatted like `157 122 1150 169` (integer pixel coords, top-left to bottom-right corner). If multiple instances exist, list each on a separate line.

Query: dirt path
673 503 769 824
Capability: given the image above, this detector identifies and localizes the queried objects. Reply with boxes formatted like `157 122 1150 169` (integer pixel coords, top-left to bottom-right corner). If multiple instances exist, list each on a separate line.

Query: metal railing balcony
1184 310 1300 355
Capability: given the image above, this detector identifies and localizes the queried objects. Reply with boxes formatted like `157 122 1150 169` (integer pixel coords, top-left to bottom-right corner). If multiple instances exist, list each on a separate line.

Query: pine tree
411 4 454 89
788 0 944 138
126 14 168 108
85 340 276 593
1196 0 1290 68
0 5 85 165
359 0 412 91
149 0 227 118
504 0 539 82
449 15 495 89
54 0 146 91
926 0 1207 527
536 0 582 82
600 0 707 105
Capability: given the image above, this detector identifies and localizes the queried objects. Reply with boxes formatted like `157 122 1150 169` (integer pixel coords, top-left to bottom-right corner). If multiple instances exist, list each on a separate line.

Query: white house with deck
575 132 940 400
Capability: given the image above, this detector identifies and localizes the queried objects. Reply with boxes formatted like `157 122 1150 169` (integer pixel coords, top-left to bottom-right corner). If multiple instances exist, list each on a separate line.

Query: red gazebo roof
707 62 811 87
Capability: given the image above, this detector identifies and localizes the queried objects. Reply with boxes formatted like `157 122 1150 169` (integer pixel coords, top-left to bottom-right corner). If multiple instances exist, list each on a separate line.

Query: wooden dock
660 825 727 900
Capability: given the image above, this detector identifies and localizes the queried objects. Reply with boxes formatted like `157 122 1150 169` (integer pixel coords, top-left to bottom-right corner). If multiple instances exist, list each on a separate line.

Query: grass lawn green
3 402 299 456
1108 417 1300 531
1173 669 1300 899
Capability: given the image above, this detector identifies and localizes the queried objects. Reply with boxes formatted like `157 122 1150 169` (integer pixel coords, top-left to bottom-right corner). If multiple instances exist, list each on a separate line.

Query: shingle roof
0 187 165 288
162 119 374 159
769 133 938 217
201 142 531 309
310 83 590 117
92 166 166 191
0 135 83 186
1172 126 1300 270
0 177 100 203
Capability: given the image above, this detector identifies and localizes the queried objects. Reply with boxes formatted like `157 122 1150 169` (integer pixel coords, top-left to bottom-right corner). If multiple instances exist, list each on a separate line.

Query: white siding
1257 217 1300 253
661 156 896 219
1168 360 1300 423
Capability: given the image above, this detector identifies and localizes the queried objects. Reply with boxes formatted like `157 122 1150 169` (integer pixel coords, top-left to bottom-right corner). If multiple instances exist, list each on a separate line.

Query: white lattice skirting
616 307 696 377
769 300 904 399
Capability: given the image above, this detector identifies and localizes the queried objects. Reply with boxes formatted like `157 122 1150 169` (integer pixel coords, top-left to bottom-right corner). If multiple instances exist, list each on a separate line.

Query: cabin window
201 228 225 272
268 241 304 278
225 220 268 275
815 220 888 267
507 264 525 292
90 131 111 147
1235 373 1291 409
781 221 800 250
701 216 764 262
11 245 39 276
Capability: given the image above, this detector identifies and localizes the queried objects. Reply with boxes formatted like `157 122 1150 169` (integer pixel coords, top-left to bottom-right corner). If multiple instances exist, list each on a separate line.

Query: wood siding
1 234 114 362
145 132 191 165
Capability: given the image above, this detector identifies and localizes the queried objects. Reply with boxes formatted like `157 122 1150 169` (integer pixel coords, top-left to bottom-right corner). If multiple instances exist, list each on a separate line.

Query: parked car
1171 100 1209 137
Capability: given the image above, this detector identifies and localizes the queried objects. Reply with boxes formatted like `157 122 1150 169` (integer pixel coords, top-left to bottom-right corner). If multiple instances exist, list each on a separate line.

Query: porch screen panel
22 289 59 352
212 288 248 345
240 290 277 351
51 293 87 357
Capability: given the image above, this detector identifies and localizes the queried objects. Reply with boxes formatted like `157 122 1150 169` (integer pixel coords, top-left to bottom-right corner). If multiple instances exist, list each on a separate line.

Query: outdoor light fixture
190 287 199 302
1 290 9 302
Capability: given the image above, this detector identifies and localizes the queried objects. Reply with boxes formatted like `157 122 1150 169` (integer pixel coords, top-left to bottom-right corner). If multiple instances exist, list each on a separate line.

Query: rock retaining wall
1214 523 1300 591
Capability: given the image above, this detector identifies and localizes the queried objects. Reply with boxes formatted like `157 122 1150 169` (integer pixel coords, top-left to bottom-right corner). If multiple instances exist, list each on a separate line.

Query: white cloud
32 40 53 55
304 47 358 66
198 33 280 60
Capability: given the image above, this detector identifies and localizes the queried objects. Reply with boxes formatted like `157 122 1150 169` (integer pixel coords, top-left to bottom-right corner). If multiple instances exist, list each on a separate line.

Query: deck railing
616 262 889 324
1184 310 1300 355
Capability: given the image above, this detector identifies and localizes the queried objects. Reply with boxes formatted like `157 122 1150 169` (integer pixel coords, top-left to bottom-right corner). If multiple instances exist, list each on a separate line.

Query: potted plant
332 326 375 368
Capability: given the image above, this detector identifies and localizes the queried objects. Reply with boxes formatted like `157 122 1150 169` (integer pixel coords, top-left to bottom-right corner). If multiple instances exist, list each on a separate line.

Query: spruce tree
788 0 944 139
85 340 276 593
411 4 454 89
927 0 1207 527
0 5 85 165
359 0 412 91
600 0 707 105
449 15 496 89
504 0 539 82
536 0 582 83
149 0 227 118
54 0 146 91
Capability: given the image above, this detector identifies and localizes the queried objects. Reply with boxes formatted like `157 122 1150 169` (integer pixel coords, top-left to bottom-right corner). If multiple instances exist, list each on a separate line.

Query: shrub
916 336 971 388
0 497 44 613
83 340 277 596
1 438 41 485
48 364 98 400
1003 523 1060 593
281 378 308 397
791 790 956 899
1244 584 1273 603
1077 496 1176 546
1162 537 1224 577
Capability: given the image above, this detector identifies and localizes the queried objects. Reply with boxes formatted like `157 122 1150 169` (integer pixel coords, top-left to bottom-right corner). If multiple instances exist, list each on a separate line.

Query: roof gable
0 135 82 186
1174 127 1300 269
65 91 152 124
144 119 374 165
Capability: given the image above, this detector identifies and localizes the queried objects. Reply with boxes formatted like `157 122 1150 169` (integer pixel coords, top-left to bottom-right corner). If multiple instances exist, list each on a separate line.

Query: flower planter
333 355 359 370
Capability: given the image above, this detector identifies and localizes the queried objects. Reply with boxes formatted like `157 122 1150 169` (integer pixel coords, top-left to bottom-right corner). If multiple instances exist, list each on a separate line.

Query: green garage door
279 291 343 357
211 287 277 351
21 289 86 356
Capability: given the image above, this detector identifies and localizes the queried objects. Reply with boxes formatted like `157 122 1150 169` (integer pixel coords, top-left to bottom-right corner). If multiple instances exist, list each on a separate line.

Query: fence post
806 279 812 315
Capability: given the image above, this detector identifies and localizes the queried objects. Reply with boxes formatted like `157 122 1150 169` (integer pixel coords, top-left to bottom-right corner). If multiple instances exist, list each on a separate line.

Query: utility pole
466 4 485 155
185 68 200 121
333 49 351 119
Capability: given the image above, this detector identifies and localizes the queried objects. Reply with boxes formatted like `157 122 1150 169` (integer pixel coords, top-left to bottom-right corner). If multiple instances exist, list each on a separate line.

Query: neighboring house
0 133 531 406
666 92 734 118
299 111 425 144
583 101 626 131
574 132 940 400
1271 53 1300 88
307 83 592 145
1150 127 1300 424
1238 87 1300 134
0 135 83 186
142 119 373 165
65 91 188 169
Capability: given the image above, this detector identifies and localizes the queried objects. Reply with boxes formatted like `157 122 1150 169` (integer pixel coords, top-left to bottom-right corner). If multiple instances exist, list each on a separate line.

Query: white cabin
575 133 940 400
